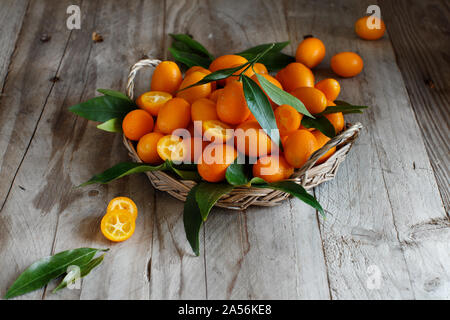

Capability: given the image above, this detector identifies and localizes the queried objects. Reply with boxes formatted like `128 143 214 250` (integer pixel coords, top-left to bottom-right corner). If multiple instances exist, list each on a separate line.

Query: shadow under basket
124 59 363 211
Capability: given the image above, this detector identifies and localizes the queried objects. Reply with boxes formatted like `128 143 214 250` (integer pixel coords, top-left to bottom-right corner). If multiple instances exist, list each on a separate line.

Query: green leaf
5 248 107 299
319 104 368 115
78 162 167 187
169 34 214 60
52 254 106 293
257 52 296 71
178 43 276 92
301 115 336 138
79 161 201 187
183 185 203 256
97 89 134 104
254 181 324 217
166 161 202 181
238 42 295 71
255 73 313 117
168 47 211 69
238 41 290 55
333 100 351 106
249 177 266 185
69 95 135 122
226 162 252 186
96 118 123 133
172 40 195 54
246 43 276 64
195 182 234 221
242 75 282 149
177 63 249 92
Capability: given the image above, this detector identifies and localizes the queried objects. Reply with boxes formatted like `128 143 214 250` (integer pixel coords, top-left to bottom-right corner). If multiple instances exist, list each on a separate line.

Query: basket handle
296 122 363 178
126 58 162 100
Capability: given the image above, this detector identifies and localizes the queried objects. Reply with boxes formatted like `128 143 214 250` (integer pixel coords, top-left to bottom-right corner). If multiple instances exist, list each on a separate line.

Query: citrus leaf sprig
69 89 136 133
52 254 106 293
168 33 295 71
241 74 282 150
5 248 108 299
321 101 368 114
225 163 323 218
168 33 214 69
301 115 336 138
177 43 276 93
78 161 201 187
237 41 295 71
183 164 325 256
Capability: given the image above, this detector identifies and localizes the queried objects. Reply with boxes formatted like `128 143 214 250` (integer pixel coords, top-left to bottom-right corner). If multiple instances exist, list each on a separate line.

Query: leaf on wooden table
96 118 123 133
4 248 108 299
242 75 282 149
52 254 106 293
255 73 313 117
301 115 336 138
69 95 135 122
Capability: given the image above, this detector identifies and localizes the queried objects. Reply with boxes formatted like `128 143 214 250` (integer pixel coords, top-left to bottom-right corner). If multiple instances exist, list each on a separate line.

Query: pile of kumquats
123 41 361 183
70 16 383 252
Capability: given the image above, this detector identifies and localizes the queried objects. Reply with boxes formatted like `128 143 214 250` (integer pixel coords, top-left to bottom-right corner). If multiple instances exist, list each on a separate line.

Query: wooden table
0 0 448 300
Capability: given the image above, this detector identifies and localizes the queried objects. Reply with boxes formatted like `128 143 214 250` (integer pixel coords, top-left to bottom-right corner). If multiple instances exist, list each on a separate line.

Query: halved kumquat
107 197 138 220
157 134 186 162
136 91 172 116
101 209 136 242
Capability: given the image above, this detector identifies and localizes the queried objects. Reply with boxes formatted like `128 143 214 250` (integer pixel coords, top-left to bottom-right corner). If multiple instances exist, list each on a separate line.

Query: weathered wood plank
1 0 448 301
282 0 450 299
0 0 29 90
0 0 80 300
0 0 165 299
163 0 331 299
43 0 167 299
148 192 206 299
379 0 449 214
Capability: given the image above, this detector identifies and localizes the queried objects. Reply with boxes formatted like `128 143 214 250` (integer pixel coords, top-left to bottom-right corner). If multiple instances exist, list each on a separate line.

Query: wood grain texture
283 0 450 299
0 0 73 209
0 0 29 90
164 0 331 299
0 0 448 300
0 0 164 299
379 0 450 214
0 0 80 300
43 0 166 300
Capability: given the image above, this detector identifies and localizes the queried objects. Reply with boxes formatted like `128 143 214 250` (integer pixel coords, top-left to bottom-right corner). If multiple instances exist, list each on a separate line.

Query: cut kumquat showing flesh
101 209 136 242
136 91 172 116
106 196 138 220
156 134 186 162
202 120 233 143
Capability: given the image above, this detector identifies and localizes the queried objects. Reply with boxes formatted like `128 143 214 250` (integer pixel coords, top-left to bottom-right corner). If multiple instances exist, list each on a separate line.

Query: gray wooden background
0 0 448 300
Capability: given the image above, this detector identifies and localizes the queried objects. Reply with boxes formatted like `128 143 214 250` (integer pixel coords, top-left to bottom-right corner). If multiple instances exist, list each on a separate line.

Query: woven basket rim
124 58 363 210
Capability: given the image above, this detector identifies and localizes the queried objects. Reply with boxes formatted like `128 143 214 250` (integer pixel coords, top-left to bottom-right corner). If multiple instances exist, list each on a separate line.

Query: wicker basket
124 59 362 210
